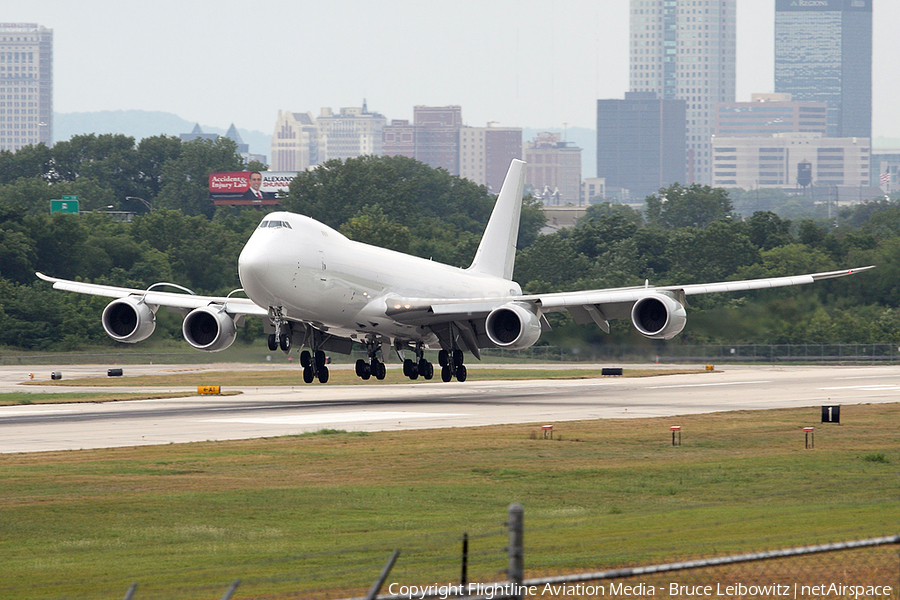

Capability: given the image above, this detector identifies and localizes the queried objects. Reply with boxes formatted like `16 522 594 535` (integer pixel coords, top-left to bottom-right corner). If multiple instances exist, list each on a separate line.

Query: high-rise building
383 106 521 190
774 0 872 139
0 23 52 152
459 124 523 193
271 111 319 171
412 105 463 174
714 93 828 138
525 133 582 205
628 0 736 185
317 102 387 162
711 133 869 189
597 91 686 200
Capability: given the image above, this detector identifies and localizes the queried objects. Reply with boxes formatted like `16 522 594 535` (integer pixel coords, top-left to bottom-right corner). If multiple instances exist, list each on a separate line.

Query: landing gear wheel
300 350 311 368
455 364 467 382
438 350 449 368
441 365 452 382
317 366 329 384
267 334 278 351
279 333 292 353
302 365 314 383
356 359 371 379
372 360 386 380
314 350 326 369
419 359 433 380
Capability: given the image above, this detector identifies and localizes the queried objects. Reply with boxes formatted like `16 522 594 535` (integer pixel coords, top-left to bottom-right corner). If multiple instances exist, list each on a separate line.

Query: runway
1 363 899 454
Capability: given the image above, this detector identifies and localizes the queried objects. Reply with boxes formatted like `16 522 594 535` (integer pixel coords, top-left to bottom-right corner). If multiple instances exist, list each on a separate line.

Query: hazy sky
9 0 900 137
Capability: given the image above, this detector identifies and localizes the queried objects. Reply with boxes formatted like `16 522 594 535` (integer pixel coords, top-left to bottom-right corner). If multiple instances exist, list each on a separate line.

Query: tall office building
0 23 52 152
628 0 736 185
597 92 686 200
774 0 872 139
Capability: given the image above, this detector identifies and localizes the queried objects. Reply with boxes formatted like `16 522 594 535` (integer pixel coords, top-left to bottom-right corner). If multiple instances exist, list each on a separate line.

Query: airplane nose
238 242 270 291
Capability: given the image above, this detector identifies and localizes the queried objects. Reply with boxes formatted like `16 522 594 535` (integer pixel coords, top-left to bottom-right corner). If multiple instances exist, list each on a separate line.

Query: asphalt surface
1 362 898 453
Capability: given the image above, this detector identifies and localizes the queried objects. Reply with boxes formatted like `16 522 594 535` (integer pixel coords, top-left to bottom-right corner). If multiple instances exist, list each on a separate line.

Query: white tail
468 159 526 280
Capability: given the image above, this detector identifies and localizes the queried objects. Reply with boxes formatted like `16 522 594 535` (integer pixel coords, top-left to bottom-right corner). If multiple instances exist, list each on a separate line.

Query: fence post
461 532 468 588
508 503 524 599
366 550 400 600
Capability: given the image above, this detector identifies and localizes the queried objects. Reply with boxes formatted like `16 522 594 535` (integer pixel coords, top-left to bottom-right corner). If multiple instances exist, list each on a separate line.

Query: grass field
0 401 897 600
22 366 705 390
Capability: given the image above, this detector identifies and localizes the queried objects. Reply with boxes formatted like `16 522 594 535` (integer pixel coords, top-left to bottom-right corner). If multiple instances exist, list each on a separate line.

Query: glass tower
774 0 872 138
628 0 737 186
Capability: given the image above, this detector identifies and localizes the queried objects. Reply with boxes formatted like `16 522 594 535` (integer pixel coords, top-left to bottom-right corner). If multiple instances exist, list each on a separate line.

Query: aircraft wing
35 273 269 316
385 266 875 337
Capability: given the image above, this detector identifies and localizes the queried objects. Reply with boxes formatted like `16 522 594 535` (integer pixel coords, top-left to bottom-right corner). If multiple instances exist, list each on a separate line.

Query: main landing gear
301 349 329 384
438 348 467 382
355 337 387 381
401 342 434 381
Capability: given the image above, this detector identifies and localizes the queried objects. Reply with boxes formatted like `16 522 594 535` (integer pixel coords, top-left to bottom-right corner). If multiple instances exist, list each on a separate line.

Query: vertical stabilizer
468 159 526 280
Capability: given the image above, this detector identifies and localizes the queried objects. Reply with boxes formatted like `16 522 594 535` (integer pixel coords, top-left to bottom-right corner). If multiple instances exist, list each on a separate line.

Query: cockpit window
258 220 292 229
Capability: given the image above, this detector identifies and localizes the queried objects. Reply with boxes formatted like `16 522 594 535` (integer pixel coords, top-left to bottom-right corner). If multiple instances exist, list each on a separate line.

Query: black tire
315 350 326 369
317 366 329 384
456 364 467 382
279 333 292 352
300 350 311 368
419 359 433 380
438 349 449 367
302 365 314 383
441 365 452 382
355 359 367 378
374 361 386 380
267 334 277 351
453 349 464 366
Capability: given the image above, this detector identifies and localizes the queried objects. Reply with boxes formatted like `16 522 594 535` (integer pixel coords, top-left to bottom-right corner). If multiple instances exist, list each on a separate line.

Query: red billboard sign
209 171 297 205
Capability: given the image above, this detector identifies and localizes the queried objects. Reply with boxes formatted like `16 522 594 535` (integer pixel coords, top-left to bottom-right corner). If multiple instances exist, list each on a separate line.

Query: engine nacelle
182 307 237 352
485 302 543 350
631 293 687 340
101 297 156 343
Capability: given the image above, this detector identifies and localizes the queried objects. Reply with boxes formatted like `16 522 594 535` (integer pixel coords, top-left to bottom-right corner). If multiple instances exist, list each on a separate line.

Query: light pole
125 196 152 212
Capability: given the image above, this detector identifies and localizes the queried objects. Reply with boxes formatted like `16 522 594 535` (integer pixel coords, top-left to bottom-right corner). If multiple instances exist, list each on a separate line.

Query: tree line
0 134 897 352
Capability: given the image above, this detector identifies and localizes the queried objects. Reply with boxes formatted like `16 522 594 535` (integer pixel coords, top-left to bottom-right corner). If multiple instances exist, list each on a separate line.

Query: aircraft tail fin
468 159 526 280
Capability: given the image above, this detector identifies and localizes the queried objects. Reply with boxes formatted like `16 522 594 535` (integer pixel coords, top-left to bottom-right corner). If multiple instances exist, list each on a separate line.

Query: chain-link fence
5 343 900 366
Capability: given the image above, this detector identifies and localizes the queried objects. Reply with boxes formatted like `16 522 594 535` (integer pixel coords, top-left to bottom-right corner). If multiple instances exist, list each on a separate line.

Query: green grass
0 404 897 599
0 391 239 406
23 366 705 388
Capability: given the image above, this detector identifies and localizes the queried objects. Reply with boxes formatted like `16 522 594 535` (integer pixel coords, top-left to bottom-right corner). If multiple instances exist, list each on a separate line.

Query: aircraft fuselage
237 211 521 342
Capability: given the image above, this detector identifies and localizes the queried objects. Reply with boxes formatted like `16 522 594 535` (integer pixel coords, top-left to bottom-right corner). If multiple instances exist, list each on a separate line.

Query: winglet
468 159 526 280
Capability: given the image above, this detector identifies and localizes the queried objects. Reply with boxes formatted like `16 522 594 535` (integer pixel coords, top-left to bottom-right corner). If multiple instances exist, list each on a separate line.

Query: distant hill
53 110 272 159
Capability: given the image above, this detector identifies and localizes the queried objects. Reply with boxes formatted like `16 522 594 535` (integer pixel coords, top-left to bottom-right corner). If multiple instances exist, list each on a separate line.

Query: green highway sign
51 199 80 214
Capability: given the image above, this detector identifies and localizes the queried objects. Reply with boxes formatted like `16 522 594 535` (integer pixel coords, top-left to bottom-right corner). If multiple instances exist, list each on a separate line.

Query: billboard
209 171 298 205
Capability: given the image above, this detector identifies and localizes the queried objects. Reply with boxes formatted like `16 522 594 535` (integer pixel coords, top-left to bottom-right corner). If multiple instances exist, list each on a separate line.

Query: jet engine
182 306 237 352
631 293 687 340
101 297 157 343
485 302 542 350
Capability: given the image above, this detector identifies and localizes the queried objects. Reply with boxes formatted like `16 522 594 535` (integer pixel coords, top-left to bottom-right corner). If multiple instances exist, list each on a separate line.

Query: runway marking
646 380 772 390
204 410 467 426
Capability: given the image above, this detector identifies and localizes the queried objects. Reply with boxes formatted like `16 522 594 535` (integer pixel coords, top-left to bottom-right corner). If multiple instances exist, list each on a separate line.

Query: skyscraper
0 23 52 152
774 0 872 139
628 0 736 185
597 92 686 200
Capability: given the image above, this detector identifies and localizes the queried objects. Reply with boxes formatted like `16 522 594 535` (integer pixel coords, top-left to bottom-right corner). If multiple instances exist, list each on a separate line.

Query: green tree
645 183 736 229
156 137 244 217
339 205 412 253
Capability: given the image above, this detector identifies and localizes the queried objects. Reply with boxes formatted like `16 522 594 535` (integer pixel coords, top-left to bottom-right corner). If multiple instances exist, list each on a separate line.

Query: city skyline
7 0 900 140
